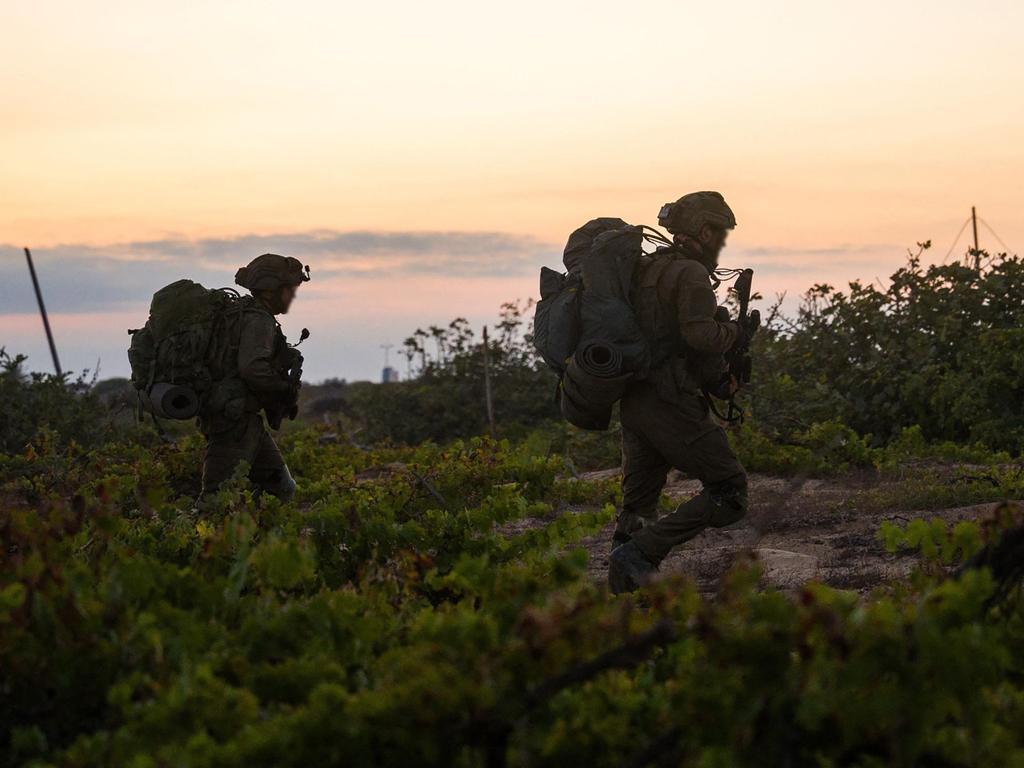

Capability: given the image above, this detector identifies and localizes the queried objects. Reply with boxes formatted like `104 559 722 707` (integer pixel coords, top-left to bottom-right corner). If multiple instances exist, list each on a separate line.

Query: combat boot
608 541 658 594
611 512 658 552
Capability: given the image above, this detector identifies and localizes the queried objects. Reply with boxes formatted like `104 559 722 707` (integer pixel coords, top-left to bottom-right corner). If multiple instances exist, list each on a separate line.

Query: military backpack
127 280 244 419
533 220 673 429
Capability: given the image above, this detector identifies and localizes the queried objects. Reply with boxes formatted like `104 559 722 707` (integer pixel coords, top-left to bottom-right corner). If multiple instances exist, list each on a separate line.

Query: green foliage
3 424 1024 767
880 517 985 566
733 420 1016 479
861 463 1024 513
309 303 559 445
518 418 624 473
753 248 1024 453
0 348 134 452
731 419 877 476
6 245 1024 765
876 424 1014 469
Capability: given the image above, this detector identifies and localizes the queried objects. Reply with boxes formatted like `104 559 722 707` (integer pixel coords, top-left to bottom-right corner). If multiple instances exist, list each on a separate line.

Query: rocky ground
564 469 1005 595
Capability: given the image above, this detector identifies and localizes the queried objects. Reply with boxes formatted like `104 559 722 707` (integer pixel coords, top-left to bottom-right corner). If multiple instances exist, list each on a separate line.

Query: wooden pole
23 248 63 376
482 326 496 439
972 206 980 270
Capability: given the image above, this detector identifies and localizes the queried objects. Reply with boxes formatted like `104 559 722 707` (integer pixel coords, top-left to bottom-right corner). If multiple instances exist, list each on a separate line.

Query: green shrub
753 249 1024 453
0 349 130 452
4 426 1024 767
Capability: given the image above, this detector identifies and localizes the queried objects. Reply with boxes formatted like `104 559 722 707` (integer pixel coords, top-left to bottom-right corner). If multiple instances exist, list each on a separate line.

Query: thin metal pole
971 206 980 270
23 247 63 376
482 326 496 439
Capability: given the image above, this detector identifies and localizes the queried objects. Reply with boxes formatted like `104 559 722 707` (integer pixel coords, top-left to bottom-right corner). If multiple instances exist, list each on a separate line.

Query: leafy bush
8 244 1024 764
753 247 1024 452
731 419 878 476
3 426 1024 767
0 349 132 452
306 303 559 445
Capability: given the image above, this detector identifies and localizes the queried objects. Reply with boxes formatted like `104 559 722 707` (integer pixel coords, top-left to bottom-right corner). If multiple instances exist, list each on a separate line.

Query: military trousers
201 413 296 501
616 382 748 563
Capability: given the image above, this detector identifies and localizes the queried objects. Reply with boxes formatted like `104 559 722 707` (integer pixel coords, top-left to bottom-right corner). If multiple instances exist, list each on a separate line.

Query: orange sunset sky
2 0 1022 381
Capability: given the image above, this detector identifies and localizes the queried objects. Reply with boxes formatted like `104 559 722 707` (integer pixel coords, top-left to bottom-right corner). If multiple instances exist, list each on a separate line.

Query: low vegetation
3 247 1024 766
3 422 1024 766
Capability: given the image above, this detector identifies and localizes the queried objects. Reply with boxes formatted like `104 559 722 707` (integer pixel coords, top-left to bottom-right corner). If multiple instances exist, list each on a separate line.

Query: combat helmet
235 254 310 292
658 191 736 237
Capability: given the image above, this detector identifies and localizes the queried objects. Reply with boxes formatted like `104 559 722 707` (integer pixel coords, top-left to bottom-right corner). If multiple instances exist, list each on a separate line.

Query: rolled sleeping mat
564 340 633 409
560 378 612 431
577 339 622 377
148 382 200 420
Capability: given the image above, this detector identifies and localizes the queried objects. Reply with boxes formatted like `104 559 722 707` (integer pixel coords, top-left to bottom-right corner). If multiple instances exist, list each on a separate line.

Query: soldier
608 192 754 594
199 253 310 502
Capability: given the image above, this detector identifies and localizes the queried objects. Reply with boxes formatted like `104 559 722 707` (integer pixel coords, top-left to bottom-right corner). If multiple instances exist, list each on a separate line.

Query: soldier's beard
696 238 726 272
691 245 720 273
672 235 718 272
256 291 292 315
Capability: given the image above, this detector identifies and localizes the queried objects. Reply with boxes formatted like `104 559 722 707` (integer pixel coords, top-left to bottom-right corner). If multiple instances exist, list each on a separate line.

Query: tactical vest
208 297 285 380
631 248 717 399
631 249 687 370
199 297 286 433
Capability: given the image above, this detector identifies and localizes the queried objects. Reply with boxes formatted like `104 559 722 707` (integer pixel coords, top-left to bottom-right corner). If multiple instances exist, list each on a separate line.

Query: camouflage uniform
199 254 308 501
610 193 749 590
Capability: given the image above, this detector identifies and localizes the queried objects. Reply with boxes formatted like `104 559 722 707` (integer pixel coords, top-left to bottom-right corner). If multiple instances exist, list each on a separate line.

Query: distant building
382 366 400 383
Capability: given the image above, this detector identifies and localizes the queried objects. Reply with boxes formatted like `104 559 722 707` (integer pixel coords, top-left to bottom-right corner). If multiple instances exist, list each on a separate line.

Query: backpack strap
633 253 686 357
214 296 272 371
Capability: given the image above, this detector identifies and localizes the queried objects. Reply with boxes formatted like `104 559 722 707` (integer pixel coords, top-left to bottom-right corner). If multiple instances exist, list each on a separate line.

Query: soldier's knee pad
706 474 748 528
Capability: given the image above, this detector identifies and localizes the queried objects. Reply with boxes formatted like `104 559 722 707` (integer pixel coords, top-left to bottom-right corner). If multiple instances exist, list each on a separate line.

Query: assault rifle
711 268 760 423
267 328 309 430
727 268 760 388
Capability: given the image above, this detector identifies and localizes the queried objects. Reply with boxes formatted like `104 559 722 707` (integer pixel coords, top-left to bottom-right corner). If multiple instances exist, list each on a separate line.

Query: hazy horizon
3 0 1021 381
2 229 987 383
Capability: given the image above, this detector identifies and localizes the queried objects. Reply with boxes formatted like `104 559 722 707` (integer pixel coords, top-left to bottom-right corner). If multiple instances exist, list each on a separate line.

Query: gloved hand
708 372 739 401
714 306 731 323
745 309 762 339
728 321 747 349
729 309 762 350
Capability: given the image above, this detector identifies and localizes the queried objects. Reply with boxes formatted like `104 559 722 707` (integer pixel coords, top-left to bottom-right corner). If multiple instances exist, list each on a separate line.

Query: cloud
3 231 925 383
1 230 556 314
729 243 906 275
699 242 927 316
1 230 914 316
740 244 895 258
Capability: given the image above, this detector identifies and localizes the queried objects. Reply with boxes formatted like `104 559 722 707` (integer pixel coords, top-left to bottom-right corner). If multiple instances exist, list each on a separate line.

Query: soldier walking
608 192 755 593
199 254 310 501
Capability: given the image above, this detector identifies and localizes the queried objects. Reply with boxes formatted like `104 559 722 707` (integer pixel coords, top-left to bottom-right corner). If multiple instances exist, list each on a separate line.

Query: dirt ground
553 469 1003 595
